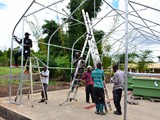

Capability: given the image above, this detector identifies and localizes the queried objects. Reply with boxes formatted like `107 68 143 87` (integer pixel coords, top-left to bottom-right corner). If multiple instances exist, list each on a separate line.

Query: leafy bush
54 55 71 81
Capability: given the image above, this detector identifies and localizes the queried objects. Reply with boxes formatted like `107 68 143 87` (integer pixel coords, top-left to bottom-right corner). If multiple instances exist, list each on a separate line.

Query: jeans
86 85 94 103
14 51 30 70
113 89 122 113
41 83 48 100
94 87 105 112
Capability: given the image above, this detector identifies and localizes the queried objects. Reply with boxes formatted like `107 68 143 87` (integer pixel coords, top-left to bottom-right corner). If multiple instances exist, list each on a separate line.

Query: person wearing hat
13 32 32 74
82 65 94 103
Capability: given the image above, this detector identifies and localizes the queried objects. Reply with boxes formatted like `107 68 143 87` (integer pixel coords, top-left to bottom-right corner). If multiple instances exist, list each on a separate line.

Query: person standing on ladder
91 62 106 115
111 65 124 115
13 32 32 74
82 65 94 103
39 66 50 103
71 52 85 91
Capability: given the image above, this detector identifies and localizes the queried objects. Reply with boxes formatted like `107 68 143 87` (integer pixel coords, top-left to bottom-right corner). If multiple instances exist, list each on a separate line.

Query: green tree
38 38 47 54
136 50 153 72
83 0 103 18
0 50 4 66
3 49 8 66
54 55 70 80
42 20 62 56
66 0 103 50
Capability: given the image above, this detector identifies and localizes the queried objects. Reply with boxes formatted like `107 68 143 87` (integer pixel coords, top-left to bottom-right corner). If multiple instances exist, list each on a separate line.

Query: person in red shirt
82 66 94 103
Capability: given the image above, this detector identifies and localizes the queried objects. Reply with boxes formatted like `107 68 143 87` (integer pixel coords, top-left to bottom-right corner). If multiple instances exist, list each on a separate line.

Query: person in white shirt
39 66 49 103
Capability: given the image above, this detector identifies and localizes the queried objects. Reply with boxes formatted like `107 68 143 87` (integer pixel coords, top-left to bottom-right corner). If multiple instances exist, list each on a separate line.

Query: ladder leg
103 80 112 111
29 58 34 107
14 58 29 102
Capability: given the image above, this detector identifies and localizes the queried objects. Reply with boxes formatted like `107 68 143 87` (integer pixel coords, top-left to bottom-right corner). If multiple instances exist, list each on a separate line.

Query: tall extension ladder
60 10 112 110
15 57 47 107
59 29 90 106
59 11 96 106
82 9 112 111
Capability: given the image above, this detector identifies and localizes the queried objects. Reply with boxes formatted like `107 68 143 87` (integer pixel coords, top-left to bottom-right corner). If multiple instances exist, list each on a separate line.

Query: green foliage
49 81 60 85
54 55 70 67
0 50 3 56
114 50 153 72
54 55 71 80
136 50 153 72
83 0 103 18
117 52 138 64
38 38 47 54
66 0 103 50
42 20 62 56
0 48 10 66
103 56 111 68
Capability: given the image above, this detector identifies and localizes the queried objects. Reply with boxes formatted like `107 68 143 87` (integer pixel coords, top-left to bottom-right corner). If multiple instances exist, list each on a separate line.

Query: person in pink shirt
82 66 94 103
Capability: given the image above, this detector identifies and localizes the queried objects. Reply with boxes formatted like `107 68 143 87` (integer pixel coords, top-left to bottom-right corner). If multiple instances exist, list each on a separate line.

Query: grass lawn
0 67 21 76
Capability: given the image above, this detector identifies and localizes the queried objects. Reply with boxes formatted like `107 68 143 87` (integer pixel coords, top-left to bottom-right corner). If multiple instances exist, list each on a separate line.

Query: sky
0 0 160 62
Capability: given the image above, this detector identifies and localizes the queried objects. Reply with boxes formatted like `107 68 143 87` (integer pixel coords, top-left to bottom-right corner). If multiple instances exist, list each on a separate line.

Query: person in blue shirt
91 62 106 115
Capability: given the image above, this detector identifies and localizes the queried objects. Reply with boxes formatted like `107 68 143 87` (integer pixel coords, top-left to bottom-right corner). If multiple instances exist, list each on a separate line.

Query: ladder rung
73 79 79 81
33 89 42 93
33 81 41 84
22 87 30 90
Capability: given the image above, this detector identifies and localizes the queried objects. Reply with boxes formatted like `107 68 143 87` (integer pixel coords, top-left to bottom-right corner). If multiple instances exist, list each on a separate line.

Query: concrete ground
0 84 160 120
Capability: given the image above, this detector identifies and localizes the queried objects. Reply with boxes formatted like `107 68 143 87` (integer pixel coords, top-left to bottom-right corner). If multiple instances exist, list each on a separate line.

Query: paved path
0 84 160 120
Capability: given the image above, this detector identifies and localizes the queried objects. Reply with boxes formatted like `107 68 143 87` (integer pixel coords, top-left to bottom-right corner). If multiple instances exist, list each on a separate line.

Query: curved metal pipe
9 0 35 102
47 0 88 67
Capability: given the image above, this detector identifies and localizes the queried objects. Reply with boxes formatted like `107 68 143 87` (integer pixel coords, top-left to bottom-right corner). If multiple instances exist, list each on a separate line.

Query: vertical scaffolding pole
19 17 25 105
9 0 35 101
124 0 129 120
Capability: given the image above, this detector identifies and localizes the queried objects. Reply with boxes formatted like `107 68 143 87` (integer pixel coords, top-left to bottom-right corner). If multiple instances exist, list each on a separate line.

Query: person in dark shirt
13 32 32 74
71 52 85 92
82 66 94 103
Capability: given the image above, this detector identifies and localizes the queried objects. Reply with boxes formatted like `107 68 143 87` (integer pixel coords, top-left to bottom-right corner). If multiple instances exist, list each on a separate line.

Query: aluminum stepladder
15 57 47 107
82 9 112 111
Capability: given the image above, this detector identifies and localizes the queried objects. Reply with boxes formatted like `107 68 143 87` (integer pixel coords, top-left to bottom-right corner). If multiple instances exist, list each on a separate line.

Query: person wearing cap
82 65 94 103
13 32 32 74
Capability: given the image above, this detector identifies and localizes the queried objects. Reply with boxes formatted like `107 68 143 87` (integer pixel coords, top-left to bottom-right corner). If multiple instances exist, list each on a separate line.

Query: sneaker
95 111 99 115
24 70 29 74
113 111 122 115
99 112 106 115
38 99 45 103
